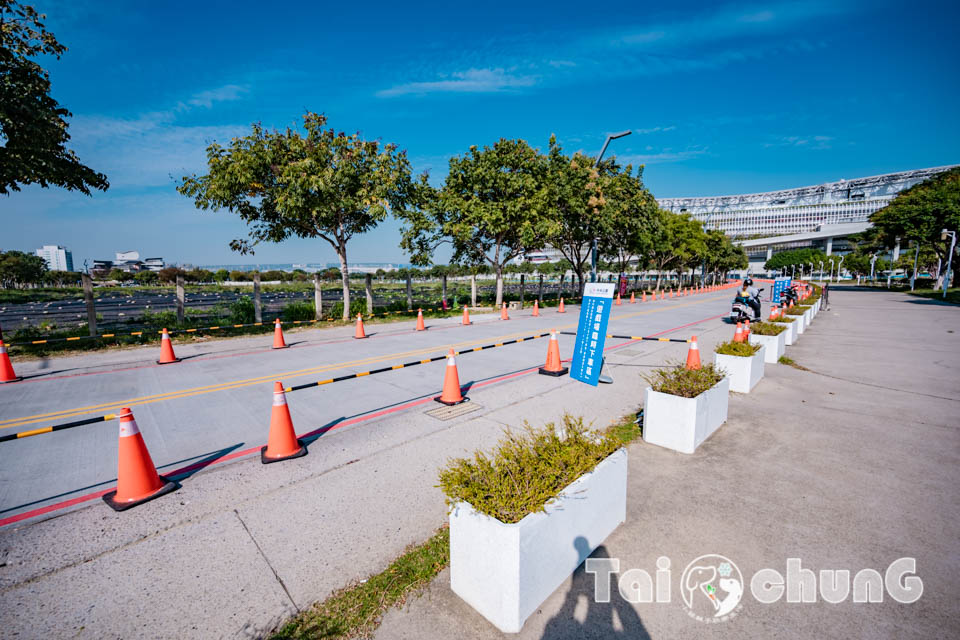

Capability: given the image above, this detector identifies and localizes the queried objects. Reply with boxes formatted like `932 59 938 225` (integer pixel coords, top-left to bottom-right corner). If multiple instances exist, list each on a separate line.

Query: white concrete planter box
450 448 628 633
642 377 730 454
803 309 812 327
749 332 785 363
785 314 805 334
772 319 799 345
716 347 765 393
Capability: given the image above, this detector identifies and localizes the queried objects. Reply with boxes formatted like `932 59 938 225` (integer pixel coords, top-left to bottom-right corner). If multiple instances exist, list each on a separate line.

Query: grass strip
778 355 809 371
272 526 450 640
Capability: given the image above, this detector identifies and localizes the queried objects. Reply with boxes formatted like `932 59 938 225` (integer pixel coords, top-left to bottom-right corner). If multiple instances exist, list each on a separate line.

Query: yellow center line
0 295 721 430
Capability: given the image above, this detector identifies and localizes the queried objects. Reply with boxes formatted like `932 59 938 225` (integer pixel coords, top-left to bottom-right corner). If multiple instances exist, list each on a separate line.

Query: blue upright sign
772 276 792 304
570 283 615 387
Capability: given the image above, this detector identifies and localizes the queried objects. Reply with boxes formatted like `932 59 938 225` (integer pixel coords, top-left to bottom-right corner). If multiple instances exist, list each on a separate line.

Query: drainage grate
425 401 482 421
618 348 645 357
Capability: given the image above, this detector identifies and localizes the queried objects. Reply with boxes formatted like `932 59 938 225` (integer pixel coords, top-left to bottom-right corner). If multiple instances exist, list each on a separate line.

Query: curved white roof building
657 165 957 270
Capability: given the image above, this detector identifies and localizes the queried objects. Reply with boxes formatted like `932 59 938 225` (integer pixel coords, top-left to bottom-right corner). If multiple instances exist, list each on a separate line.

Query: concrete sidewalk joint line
234 508 300 613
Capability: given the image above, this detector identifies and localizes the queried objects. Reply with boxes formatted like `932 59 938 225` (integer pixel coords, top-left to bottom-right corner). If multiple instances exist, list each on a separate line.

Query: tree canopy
178 112 418 319
764 247 828 272
0 249 46 286
870 167 960 287
0 1 108 195
398 138 555 306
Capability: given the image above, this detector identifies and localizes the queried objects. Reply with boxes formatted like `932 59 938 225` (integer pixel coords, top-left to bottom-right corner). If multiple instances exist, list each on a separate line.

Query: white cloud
635 125 677 135
183 84 250 109
377 68 537 97
616 148 708 165
764 134 834 149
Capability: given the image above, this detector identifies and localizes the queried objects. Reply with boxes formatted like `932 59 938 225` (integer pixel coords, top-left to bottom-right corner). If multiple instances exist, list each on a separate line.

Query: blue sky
4 0 958 268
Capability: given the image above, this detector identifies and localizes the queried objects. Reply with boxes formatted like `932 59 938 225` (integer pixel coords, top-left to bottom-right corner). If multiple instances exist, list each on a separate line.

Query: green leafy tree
178 112 417 319
158 267 184 283
599 162 659 276
648 210 706 290
764 248 828 272
0 1 108 195
213 268 230 282
870 167 960 287
399 139 555 306
0 249 46 287
703 230 748 283
542 136 605 296
134 270 158 285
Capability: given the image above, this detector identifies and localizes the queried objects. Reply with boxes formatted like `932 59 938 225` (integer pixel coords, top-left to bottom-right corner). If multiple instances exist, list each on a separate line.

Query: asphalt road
0 289 733 525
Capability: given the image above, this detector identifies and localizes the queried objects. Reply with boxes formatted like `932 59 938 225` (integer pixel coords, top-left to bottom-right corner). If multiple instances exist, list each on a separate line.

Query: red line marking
0 308 719 528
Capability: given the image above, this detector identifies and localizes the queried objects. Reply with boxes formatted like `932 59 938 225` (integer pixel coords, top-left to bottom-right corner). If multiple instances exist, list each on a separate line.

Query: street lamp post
869 254 877 282
941 229 956 299
828 258 835 282
591 130 632 284
819 261 824 284
837 255 844 282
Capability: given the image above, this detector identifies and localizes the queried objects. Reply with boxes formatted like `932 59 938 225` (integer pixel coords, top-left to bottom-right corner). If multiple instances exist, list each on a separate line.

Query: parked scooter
779 286 799 308
730 287 764 323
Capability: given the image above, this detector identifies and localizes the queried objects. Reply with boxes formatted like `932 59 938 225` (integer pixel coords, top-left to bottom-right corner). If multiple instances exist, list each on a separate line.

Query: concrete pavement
374 288 960 639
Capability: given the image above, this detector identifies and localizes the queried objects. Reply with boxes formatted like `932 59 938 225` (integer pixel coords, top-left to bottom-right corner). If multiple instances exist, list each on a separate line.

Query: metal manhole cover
425 402 482 421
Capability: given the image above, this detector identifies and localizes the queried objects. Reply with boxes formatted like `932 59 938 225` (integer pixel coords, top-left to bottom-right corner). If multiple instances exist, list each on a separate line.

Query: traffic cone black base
0 377 22 384
538 366 568 377
260 441 308 464
434 395 469 407
156 358 182 365
102 476 178 512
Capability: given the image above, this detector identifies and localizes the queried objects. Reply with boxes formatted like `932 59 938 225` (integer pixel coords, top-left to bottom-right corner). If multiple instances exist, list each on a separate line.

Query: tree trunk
406 274 413 311
519 273 525 308
576 271 585 298
538 273 544 302
559 273 565 298
336 248 350 320
314 273 323 320
471 274 477 307
253 271 262 323
495 265 504 307
441 274 447 306
365 273 373 315
655 270 662 290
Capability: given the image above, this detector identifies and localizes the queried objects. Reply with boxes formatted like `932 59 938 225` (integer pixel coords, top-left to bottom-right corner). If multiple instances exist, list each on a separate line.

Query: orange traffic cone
261 381 307 463
685 335 701 370
272 318 289 349
789 299 795 309
641 292 647 303
354 313 367 339
102 408 177 511
539 329 569 376
416 308 426 331
744 319 751 340
630 291 635 303
615 292 622 306
156 328 180 364
532 299 540 317
733 322 744 343
558 298 566 313
462 305 472 325
0 337 22 383
669 289 674 298
660 290 665 300
435 349 466 405
500 302 510 320
769 304 779 321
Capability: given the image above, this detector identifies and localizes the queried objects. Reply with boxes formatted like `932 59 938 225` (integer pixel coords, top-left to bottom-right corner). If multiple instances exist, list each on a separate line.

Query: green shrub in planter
644 362 725 398
438 415 623 524
784 306 806 316
715 340 762 357
749 321 786 336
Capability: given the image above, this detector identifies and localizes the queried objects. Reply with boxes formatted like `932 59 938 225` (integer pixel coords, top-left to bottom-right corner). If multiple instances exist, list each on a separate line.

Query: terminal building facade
657 165 957 274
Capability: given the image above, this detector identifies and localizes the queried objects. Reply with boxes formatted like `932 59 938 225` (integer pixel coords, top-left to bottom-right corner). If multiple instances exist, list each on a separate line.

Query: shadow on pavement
541 540 650 640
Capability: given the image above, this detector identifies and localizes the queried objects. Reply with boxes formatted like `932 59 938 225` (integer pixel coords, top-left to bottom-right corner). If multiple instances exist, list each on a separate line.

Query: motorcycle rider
740 278 762 320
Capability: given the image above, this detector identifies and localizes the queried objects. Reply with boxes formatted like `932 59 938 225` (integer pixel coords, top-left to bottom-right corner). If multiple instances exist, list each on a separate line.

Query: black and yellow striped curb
0 413 117 443
559 331 692 344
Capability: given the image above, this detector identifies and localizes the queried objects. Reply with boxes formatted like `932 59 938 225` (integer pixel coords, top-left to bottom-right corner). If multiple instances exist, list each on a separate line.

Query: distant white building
115 250 140 262
36 245 74 272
